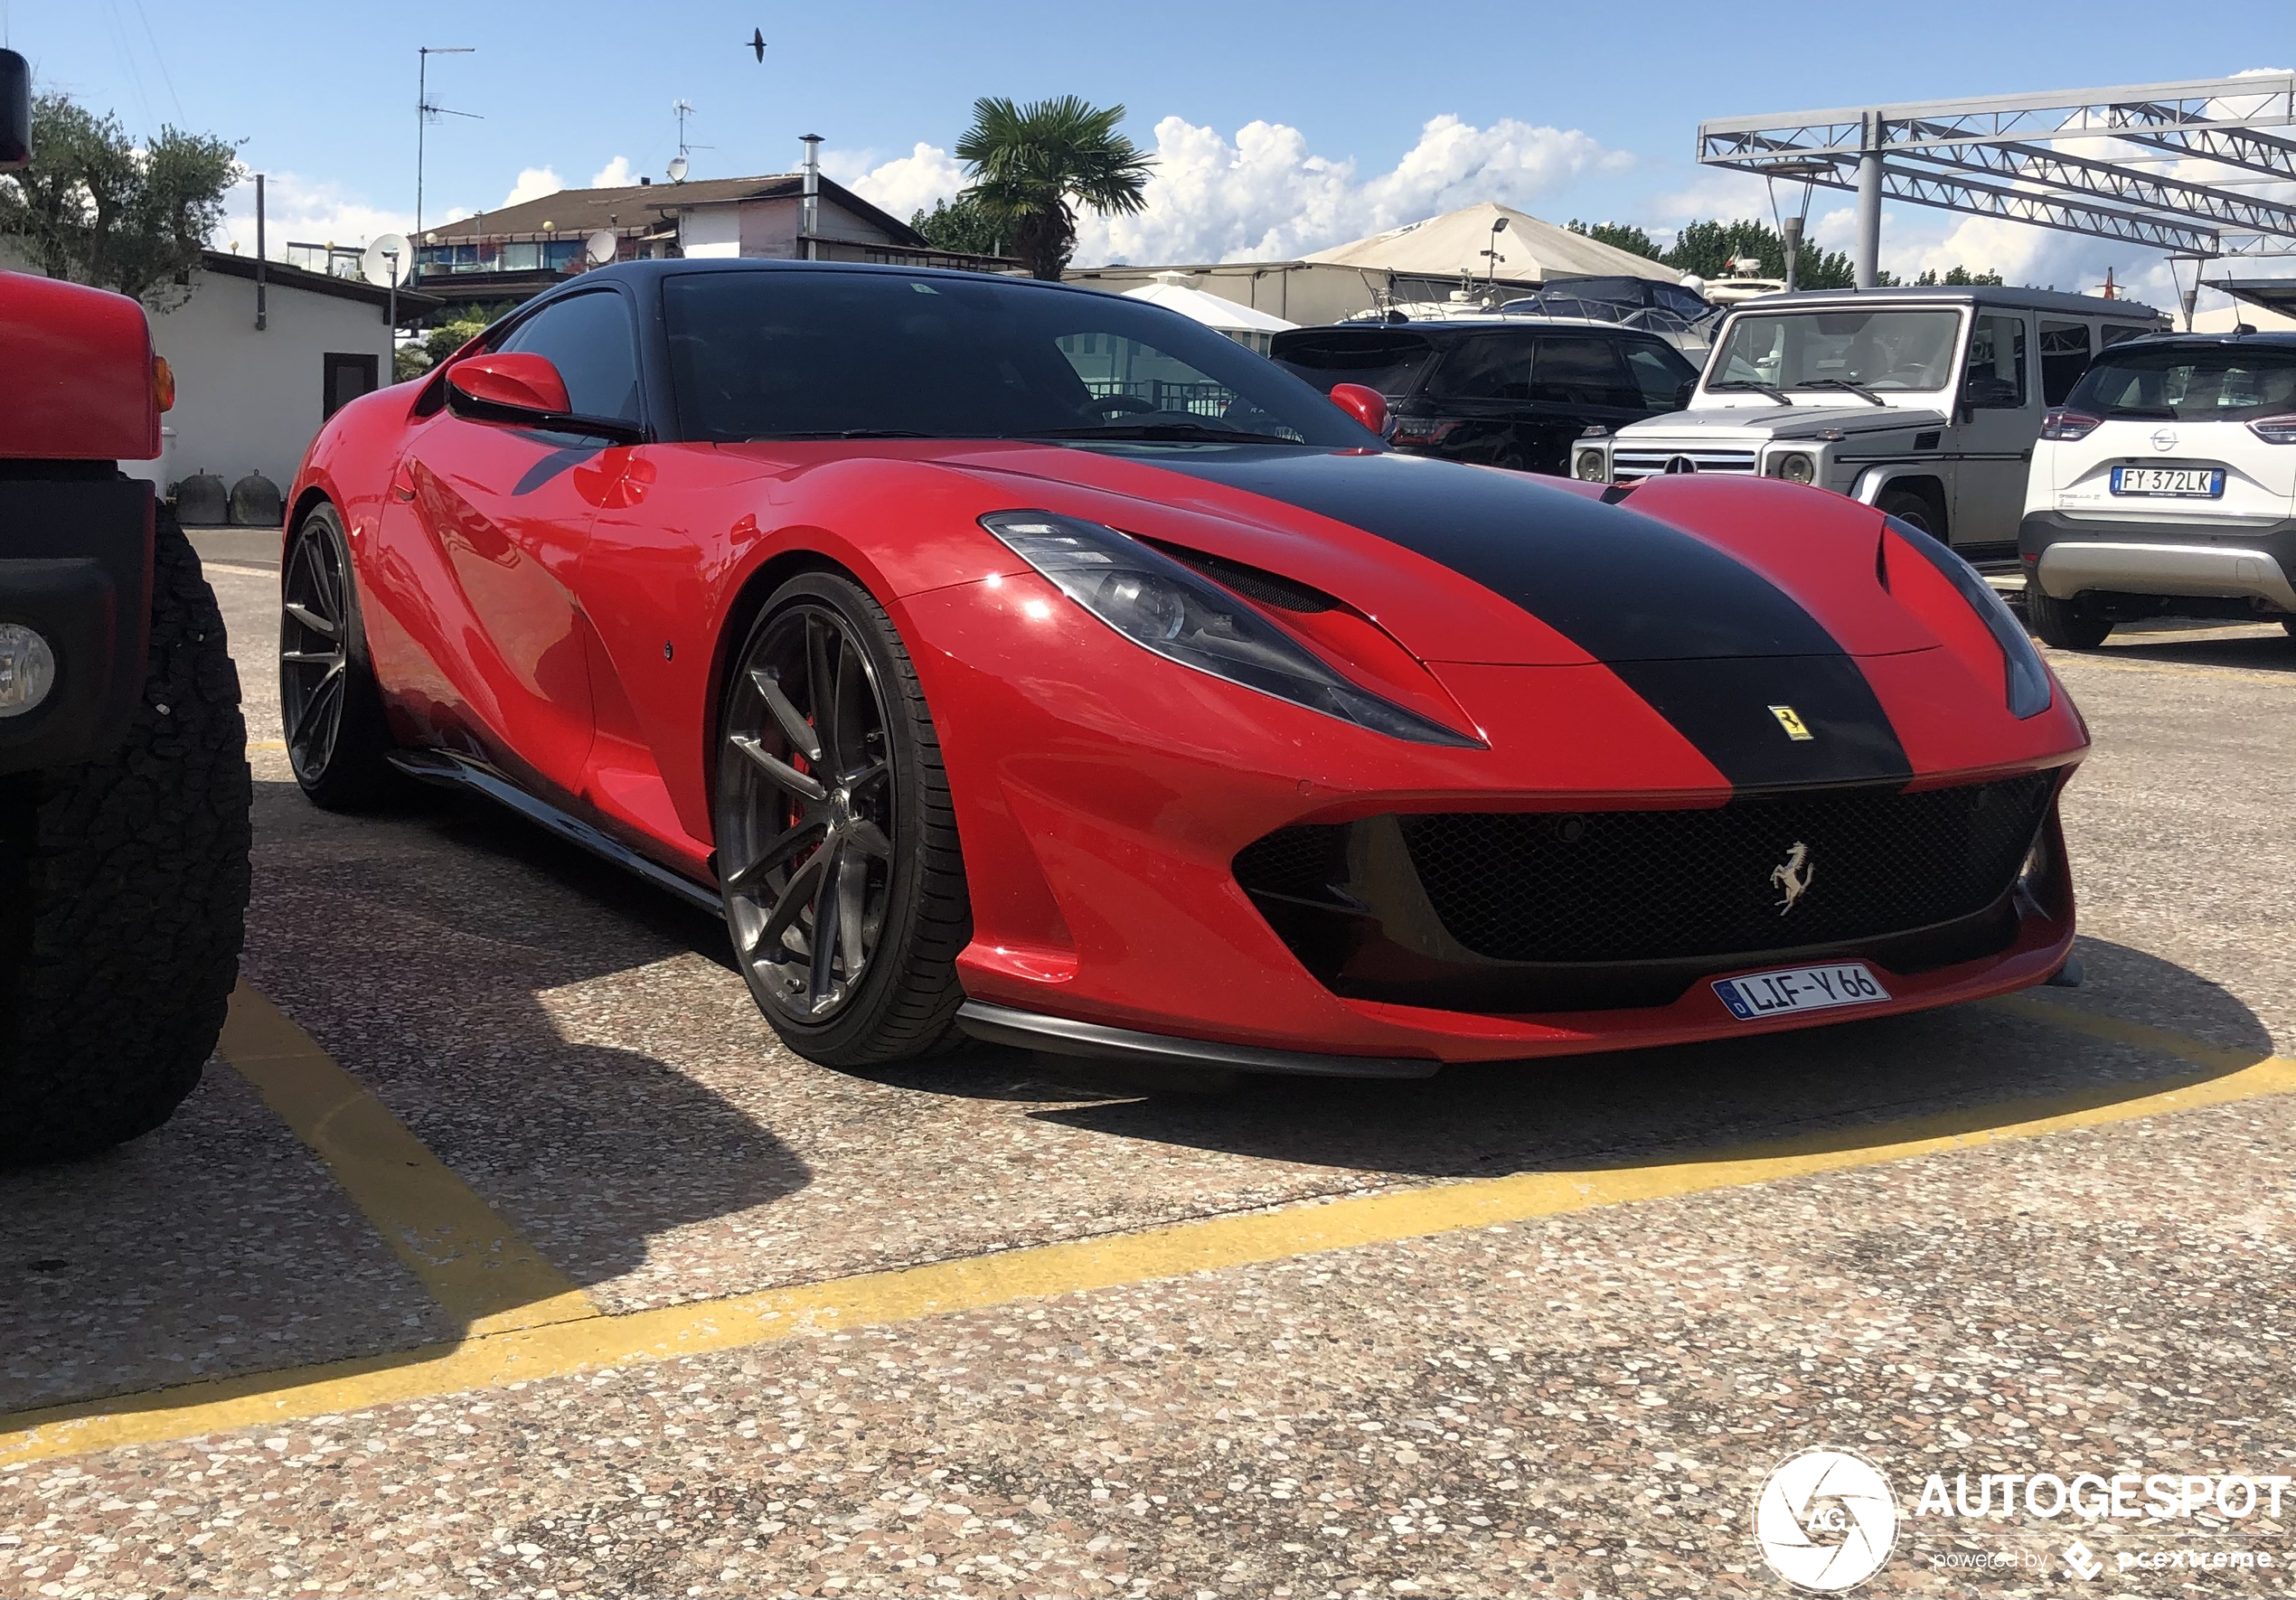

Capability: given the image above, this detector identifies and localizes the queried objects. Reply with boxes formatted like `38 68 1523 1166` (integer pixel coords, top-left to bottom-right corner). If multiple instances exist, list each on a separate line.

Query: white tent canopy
1123 274 1297 334
1304 202 1676 287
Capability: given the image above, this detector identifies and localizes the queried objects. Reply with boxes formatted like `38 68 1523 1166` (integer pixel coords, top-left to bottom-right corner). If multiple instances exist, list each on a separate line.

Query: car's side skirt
387 749 725 917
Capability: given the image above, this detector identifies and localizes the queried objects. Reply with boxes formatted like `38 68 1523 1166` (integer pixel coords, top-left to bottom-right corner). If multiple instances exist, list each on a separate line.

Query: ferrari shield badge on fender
1768 704 1813 741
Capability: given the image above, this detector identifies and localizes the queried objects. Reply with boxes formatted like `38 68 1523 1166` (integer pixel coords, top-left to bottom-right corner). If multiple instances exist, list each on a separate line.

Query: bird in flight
747 28 767 61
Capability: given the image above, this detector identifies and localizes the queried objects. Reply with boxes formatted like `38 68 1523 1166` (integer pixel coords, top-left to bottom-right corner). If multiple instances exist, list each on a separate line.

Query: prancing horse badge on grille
1771 842 1813 915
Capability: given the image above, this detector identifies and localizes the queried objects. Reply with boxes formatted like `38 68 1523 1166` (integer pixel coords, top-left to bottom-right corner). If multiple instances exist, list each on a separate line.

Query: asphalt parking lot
2 529 2292 1598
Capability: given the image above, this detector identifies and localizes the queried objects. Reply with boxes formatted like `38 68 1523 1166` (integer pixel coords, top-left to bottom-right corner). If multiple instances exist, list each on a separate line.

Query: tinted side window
497 291 641 421
1429 334 1539 400
2101 325 2153 347
1623 342 1695 409
1532 335 1638 407
1965 313 2028 407
1270 331 1435 398
2039 321 2092 406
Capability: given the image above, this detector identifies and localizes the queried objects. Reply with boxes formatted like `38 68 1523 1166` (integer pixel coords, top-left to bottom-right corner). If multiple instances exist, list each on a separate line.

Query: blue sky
7 0 2292 302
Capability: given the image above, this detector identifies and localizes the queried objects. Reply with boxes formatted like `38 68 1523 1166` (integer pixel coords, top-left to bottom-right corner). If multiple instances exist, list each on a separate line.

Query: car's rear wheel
2282 616 2296 640
2027 586 2113 650
280 502 398 809
715 571 970 1067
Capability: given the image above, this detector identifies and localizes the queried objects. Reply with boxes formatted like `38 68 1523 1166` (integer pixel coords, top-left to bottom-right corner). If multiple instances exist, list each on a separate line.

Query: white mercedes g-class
1573 286 2167 562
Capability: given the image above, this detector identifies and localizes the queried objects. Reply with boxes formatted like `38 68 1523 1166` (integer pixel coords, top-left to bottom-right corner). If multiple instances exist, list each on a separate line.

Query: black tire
1877 488 1945 540
280 501 398 808
2027 585 2113 650
714 570 971 1068
0 508 252 1163
2282 616 2296 640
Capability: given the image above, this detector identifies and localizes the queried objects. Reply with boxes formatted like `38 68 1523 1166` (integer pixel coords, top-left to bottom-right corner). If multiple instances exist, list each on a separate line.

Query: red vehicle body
286 259 2085 1076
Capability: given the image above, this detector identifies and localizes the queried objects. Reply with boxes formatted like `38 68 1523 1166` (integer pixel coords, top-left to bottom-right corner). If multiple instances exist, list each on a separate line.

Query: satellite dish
362 233 412 287
668 155 689 184
584 228 618 267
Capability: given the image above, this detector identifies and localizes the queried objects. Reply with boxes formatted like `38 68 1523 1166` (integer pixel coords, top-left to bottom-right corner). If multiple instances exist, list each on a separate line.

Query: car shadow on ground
2075 620 2296 674
0 777 803 1417
867 935 2272 1181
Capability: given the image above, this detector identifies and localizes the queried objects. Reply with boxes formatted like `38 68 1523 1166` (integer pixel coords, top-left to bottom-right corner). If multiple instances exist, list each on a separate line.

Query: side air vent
1153 542 1340 614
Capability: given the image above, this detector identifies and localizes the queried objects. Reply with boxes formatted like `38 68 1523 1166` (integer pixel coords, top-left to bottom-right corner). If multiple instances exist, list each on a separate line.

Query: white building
146 250 436 501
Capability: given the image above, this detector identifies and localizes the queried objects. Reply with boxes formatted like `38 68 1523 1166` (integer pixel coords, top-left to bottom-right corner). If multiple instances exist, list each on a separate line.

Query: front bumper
0 475 154 775
896 570 2085 1072
2018 509 2296 613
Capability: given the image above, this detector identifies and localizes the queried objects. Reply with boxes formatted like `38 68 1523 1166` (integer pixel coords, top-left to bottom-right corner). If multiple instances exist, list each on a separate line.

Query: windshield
2065 344 2296 421
1709 308 1962 393
662 269 1367 446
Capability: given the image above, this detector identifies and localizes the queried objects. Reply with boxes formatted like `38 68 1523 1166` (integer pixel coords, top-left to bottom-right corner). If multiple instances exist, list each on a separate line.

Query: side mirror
0 49 31 169
446 352 572 420
1673 380 1696 409
1329 381 1393 439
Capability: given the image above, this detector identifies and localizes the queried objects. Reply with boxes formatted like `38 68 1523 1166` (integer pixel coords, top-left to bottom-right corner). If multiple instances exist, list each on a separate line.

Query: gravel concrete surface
1 541 2290 1597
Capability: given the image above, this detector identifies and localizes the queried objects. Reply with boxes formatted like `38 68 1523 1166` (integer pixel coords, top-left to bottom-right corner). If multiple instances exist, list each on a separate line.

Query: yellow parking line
217 984 599 1337
3 994 2290 1468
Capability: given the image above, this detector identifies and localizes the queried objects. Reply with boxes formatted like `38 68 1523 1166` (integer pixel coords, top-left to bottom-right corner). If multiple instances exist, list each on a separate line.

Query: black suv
1270 320 1700 474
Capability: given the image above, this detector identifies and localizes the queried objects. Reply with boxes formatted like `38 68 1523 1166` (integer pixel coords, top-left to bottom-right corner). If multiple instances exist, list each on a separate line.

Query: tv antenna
669 99 714 183
416 45 480 244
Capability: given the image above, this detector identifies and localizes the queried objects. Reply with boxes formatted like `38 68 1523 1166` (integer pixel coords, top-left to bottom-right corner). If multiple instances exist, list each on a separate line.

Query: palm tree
955 96 1153 280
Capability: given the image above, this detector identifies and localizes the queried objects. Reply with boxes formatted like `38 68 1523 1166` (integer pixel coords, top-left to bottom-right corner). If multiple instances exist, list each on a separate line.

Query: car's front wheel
2026 586 2113 650
280 503 399 809
714 570 970 1067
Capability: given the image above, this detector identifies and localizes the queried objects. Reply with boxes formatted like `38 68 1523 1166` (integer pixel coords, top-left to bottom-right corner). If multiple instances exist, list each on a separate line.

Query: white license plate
1713 962 1890 1021
2110 466 2223 497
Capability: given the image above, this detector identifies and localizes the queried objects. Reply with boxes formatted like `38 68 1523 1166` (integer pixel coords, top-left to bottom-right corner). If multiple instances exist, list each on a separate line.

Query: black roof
1271 318 1669 344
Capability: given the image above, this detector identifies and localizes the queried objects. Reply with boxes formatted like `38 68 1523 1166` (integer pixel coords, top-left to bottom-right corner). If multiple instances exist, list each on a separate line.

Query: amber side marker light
152 355 175 413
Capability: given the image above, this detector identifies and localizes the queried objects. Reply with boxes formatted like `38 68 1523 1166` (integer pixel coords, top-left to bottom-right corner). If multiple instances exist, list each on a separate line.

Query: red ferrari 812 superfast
284 260 2086 1077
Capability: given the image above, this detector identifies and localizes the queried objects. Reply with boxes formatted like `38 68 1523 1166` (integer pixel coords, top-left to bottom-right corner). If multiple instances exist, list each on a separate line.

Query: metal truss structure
1698 76 2296 283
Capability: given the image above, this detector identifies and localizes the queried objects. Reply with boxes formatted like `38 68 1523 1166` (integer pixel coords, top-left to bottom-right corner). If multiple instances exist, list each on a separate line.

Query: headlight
1573 449 1607 482
1770 451 1816 484
0 622 56 717
980 511 1480 747
1887 516 2052 719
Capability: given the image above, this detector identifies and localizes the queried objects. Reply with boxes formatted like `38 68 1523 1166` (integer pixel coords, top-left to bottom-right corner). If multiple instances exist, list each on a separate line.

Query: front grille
1397 772 2056 964
1613 447 1758 481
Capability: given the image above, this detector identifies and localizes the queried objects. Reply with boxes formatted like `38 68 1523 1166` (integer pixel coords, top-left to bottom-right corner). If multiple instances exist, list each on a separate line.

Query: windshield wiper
1707 379 1793 407
747 428 939 440
1799 377 1887 406
1022 423 1303 446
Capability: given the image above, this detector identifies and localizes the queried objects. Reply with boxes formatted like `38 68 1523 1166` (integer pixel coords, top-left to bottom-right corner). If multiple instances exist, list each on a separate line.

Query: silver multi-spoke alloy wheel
721 602 897 1021
279 516 350 784
715 571 971 1065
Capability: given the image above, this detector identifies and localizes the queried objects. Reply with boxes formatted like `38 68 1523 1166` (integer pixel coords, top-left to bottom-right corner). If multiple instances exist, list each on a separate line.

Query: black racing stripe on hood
1133 447 1912 789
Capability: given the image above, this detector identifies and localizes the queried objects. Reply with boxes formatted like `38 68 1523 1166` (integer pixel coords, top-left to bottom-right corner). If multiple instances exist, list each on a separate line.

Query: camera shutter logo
1755 1447 1899 1592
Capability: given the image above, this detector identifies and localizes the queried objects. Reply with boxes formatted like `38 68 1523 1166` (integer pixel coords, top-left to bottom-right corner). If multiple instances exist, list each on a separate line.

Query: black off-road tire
2281 616 2296 640
1877 488 1946 541
0 509 252 1163
717 570 971 1068
281 501 399 809
2027 586 2113 650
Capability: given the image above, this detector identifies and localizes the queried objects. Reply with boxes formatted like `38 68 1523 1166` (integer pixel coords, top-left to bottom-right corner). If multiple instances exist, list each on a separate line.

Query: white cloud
831 142 968 222
502 166 563 207
590 155 635 188
213 171 420 258
1078 114 1629 265
835 114 1628 264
